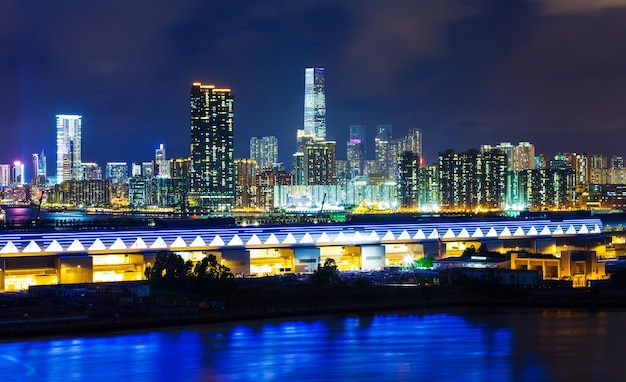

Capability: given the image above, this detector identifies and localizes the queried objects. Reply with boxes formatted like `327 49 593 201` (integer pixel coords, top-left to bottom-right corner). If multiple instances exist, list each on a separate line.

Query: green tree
193 254 233 280
310 258 342 288
145 251 192 287
477 243 489 255
462 245 476 257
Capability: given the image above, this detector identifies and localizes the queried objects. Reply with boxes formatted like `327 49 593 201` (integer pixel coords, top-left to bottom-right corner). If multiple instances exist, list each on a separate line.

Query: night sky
2 0 626 172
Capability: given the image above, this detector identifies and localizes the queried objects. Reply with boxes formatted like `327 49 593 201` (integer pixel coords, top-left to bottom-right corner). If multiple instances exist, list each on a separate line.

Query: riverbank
2 286 626 341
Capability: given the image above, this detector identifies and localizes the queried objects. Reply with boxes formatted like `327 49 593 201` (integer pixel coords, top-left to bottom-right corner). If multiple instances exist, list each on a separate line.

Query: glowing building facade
304 140 336 185
304 67 326 139
347 125 366 178
250 136 278 170
375 124 392 179
190 82 234 210
56 114 82 184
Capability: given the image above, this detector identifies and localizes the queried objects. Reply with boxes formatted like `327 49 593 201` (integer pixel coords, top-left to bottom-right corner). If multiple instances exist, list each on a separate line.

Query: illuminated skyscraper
250 136 278 170
82 162 102 180
347 125 366 177
375 124 392 177
304 140 336 185
438 149 507 212
0 164 10 186
11 161 24 186
32 149 47 186
190 82 234 210
234 159 257 209
56 114 82 184
304 67 326 139
398 151 420 210
106 162 129 186
155 144 169 178
481 142 535 172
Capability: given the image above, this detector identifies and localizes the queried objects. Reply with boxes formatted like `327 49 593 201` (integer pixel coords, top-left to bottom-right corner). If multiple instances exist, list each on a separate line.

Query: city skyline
2 1 626 167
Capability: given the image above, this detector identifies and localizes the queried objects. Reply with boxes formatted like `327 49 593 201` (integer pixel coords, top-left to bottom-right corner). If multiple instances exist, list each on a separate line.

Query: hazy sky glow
2 0 626 168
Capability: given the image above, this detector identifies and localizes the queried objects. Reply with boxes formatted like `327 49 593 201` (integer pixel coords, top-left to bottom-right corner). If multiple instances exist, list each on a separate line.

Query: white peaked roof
443 229 455 239
46 240 64 252
317 232 331 243
265 233 280 245
352 231 363 242
368 231 380 241
283 233 297 244
89 239 107 251
209 235 225 247
334 232 347 242
110 238 127 250
300 233 314 243
247 234 262 245
67 239 85 252
131 238 147 249
0 241 19 254
472 228 484 238
397 230 411 240
190 236 206 247
151 237 168 249
0 218 603 254
228 235 243 246
414 229 426 240
382 231 395 241
23 240 41 253
171 236 187 248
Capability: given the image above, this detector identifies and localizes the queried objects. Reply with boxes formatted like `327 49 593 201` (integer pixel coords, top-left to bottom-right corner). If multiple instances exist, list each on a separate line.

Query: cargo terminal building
0 218 609 291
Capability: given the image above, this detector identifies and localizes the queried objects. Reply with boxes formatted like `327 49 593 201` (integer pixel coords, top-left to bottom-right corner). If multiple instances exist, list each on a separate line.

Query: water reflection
1 308 625 381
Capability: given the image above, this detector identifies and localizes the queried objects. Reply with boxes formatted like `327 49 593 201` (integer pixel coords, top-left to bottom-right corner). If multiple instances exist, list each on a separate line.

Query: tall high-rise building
375 124 392 177
398 151 420 210
82 162 102 180
11 161 24 186
155 144 169 178
0 164 10 186
304 140 336 185
190 82 234 210
234 159 257 209
438 149 507 212
347 125 366 177
56 114 82 184
480 142 535 172
106 162 129 186
32 150 47 186
303 67 326 139
250 136 278 170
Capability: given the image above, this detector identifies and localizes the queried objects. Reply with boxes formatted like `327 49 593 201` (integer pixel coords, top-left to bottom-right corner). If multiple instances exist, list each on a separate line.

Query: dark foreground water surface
1 307 625 382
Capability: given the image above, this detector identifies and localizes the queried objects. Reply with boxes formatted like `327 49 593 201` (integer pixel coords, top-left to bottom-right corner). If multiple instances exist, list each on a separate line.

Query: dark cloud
2 0 626 170
338 0 484 95
471 5 626 154
534 0 626 14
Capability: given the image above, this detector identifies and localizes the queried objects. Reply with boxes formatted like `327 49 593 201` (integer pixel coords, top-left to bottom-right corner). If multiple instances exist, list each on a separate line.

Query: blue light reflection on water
1 309 604 382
